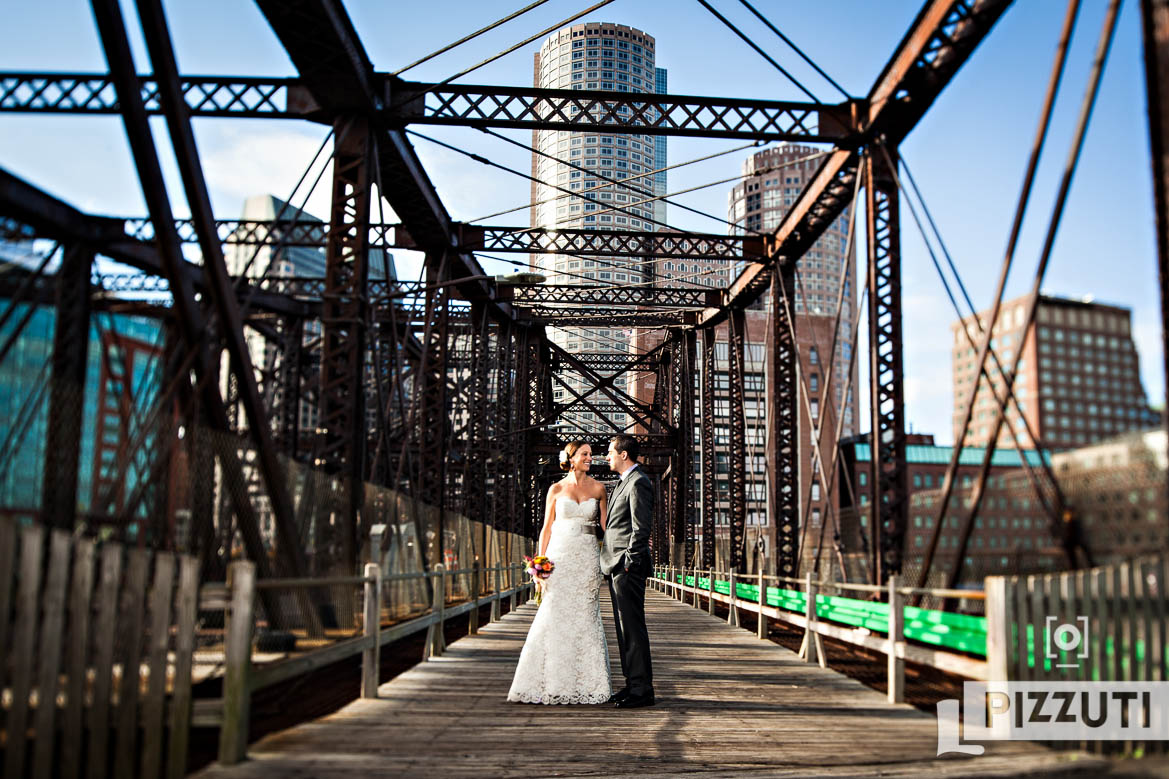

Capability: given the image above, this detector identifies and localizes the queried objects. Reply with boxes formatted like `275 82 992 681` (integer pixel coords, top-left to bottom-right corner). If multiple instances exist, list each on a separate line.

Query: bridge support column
700 328 717 570
767 266 800 579
1141 0 1169 498
864 148 908 584
42 243 92 528
319 114 373 576
673 331 697 569
726 308 749 573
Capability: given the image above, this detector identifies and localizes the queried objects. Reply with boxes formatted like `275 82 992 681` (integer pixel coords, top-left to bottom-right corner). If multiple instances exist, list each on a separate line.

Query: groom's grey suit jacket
600 466 654 576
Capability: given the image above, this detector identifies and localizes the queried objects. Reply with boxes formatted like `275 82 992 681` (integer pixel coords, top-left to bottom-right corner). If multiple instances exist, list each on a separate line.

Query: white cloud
200 124 335 221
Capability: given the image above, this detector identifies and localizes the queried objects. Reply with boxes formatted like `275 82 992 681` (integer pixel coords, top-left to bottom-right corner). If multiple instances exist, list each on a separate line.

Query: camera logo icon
1044 615 1089 668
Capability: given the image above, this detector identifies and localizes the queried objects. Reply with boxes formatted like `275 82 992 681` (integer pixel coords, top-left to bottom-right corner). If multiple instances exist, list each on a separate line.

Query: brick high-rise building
951 293 1159 450
725 145 860 562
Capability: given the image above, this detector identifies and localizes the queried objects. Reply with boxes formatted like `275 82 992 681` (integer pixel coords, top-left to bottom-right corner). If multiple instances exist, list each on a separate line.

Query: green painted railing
670 572 988 658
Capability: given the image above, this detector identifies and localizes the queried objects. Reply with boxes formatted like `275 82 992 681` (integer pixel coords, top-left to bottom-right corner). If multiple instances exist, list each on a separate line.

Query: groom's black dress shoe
607 688 630 704
615 692 655 709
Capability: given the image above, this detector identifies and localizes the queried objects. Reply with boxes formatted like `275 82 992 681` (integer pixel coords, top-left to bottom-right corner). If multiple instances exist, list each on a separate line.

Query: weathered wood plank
6 524 45 779
168 555 200 779
62 536 96 779
192 588 1099 778
220 560 257 765
141 552 176 779
88 544 123 779
112 549 150 779
32 529 72 779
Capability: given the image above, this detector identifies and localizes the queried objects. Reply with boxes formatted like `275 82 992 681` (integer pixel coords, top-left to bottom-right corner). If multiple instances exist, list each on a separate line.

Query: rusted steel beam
1142 0 1169 493
863 150 908 583
41 244 93 529
767 268 800 578
390 78 851 141
698 0 1012 329
726 309 749 573
700 328 717 571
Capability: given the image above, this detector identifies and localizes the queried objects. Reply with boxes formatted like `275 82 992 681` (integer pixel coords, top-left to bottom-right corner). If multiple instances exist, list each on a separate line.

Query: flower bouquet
525 554 554 604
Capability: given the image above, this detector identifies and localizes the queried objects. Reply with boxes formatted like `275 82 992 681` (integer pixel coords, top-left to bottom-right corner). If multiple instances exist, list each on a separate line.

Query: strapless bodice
555 495 598 522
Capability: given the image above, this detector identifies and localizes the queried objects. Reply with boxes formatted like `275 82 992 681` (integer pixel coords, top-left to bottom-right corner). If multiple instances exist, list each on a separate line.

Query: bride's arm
537 486 557 557
598 489 608 532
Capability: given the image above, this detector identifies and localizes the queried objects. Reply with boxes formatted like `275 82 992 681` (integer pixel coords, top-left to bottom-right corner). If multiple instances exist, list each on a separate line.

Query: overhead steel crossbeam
123 218 764 264
455 225 764 261
570 352 664 373
699 0 1012 327
390 79 851 142
0 72 319 119
519 308 695 327
503 284 716 308
3 71 851 142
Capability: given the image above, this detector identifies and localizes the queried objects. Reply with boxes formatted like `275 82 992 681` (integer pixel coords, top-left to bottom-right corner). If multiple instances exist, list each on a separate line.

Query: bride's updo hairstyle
559 440 588 472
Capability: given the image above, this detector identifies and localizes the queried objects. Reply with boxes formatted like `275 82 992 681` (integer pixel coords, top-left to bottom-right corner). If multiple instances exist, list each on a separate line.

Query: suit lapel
610 472 631 508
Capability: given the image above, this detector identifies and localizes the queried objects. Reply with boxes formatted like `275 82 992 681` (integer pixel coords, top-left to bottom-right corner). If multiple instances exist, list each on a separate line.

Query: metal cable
473 140 764 223
389 0 618 110
694 0 820 103
477 127 760 231
391 0 554 76
735 0 851 100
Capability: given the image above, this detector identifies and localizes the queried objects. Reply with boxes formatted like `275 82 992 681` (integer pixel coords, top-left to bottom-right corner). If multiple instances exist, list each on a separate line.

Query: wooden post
757 570 767 639
491 564 501 622
728 570 738 627
985 575 1009 683
468 561 480 635
219 560 256 765
887 574 905 703
708 568 715 615
424 564 446 660
800 573 825 667
508 563 517 612
362 563 380 698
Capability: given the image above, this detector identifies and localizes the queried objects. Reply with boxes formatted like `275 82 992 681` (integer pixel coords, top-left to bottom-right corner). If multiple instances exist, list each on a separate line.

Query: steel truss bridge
1 0 1166 597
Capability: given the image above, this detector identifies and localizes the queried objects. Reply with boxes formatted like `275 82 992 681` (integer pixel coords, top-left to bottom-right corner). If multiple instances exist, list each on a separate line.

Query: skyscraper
726 145 859 557
532 23 667 435
951 293 1160 450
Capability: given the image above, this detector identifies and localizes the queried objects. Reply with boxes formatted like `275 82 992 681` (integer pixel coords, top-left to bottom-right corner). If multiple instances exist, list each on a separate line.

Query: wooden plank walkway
195 589 1106 778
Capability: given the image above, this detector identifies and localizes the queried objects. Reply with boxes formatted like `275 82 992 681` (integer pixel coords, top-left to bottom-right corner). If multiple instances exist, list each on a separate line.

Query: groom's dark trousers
608 567 652 696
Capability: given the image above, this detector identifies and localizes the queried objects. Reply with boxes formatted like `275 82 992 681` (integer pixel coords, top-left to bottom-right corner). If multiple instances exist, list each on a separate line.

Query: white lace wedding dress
507 496 611 704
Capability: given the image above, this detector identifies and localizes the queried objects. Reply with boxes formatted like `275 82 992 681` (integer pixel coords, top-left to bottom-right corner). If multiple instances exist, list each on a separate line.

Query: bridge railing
985 555 1169 756
652 565 988 703
202 560 532 765
0 518 200 779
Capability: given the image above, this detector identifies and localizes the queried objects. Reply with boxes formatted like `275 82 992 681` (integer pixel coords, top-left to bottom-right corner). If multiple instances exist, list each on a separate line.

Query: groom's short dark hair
610 434 640 462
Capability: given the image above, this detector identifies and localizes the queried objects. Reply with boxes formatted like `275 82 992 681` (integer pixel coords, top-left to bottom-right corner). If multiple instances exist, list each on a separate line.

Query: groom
601 435 655 708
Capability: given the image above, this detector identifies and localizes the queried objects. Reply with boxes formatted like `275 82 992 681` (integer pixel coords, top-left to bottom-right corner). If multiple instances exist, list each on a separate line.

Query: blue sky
0 0 1160 444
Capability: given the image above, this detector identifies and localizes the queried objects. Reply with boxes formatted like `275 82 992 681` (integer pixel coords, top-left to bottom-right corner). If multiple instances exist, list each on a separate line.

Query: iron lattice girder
2 71 851 142
865 152 909 580
124 218 765 264
504 284 717 309
391 79 852 142
455 225 764 261
517 308 695 328
768 270 800 577
569 352 663 374
0 72 315 118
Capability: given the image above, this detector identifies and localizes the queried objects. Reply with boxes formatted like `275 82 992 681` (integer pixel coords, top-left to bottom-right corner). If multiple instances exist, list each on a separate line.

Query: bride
507 440 612 704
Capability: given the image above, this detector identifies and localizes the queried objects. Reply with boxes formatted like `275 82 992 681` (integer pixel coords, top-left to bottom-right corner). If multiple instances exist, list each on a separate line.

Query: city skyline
0 1 1159 445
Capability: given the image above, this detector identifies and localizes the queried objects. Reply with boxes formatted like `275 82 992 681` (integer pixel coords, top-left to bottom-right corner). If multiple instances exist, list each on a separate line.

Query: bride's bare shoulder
587 478 606 499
